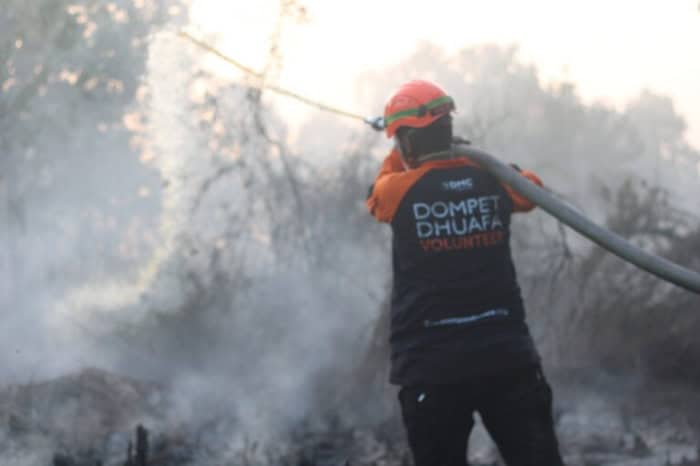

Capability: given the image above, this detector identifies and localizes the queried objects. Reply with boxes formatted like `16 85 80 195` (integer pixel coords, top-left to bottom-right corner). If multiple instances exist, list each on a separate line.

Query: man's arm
366 148 425 223
501 167 543 213
366 148 404 223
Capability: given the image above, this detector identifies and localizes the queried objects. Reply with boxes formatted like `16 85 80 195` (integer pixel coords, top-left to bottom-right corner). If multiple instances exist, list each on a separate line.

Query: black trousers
398 365 564 466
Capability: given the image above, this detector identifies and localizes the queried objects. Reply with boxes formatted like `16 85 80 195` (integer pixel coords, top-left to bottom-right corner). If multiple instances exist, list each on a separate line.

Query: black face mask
395 115 453 165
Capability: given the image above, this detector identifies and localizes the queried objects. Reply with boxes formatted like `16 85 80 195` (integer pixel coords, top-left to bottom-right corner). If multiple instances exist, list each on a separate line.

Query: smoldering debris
0 367 405 466
0 368 163 466
0 367 699 466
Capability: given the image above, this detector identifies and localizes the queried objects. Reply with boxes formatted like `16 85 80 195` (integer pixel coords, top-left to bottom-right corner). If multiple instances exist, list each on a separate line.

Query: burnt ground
0 367 699 466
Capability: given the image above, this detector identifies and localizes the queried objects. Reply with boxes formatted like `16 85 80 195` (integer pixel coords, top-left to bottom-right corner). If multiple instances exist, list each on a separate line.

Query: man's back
368 150 540 386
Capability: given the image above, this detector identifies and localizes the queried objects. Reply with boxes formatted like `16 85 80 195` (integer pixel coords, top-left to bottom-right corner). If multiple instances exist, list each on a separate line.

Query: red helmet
383 80 455 138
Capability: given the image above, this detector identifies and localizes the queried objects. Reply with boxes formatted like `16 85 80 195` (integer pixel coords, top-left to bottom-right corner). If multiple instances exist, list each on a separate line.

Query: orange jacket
365 148 544 385
367 148 542 223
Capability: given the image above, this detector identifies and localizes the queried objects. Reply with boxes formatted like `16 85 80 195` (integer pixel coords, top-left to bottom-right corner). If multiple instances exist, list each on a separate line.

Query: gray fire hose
452 143 700 295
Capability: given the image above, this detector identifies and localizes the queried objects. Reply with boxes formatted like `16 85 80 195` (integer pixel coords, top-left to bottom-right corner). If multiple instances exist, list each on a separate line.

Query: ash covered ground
1 367 700 466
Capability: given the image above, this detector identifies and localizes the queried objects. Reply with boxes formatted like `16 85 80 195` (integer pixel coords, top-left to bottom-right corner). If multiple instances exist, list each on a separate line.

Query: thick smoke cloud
2 2 700 464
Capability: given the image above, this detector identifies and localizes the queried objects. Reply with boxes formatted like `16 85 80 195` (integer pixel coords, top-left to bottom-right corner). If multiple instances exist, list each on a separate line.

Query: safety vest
367 149 541 385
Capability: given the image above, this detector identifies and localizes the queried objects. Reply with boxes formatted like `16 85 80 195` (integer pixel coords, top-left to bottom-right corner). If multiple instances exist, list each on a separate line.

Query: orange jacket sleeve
501 169 543 213
366 149 425 223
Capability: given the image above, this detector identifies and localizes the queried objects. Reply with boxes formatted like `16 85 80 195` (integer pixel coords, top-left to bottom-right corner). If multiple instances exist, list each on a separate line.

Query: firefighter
366 80 564 466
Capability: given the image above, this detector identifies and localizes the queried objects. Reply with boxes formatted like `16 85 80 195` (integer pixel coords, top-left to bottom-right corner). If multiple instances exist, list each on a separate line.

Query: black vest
388 163 539 385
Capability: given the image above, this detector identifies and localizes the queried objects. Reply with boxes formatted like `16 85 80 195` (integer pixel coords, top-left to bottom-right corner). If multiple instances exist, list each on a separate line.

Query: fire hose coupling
364 116 386 131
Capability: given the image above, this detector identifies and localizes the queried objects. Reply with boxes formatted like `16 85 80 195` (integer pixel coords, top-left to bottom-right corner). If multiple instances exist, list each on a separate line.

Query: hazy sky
188 0 700 149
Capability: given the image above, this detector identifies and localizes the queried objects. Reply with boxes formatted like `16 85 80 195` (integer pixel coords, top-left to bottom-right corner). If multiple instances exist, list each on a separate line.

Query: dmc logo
442 178 474 192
